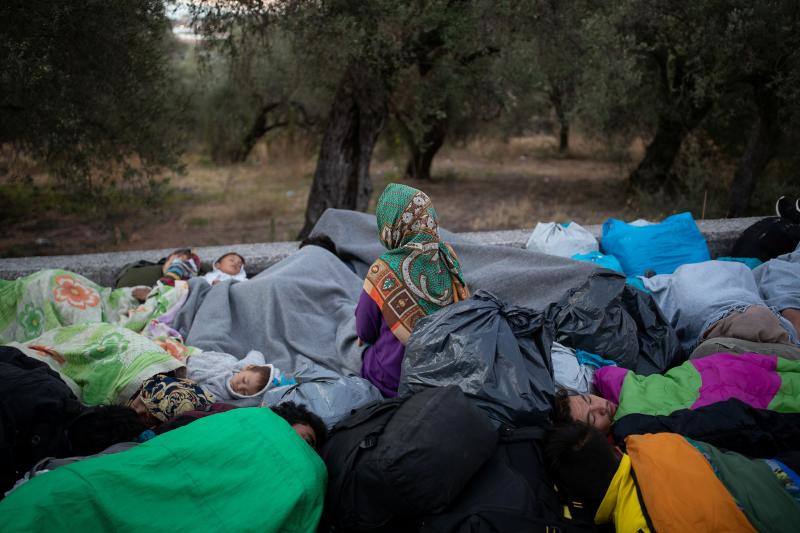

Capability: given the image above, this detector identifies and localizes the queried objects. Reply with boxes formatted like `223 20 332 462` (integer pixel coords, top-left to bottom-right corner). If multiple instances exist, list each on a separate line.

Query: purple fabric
593 366 629 405
691 352 780 410
356 290 406 397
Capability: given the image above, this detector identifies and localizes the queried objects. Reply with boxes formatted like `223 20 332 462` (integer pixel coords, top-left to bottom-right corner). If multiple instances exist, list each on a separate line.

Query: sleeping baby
186 349 294 407
204 252 247 285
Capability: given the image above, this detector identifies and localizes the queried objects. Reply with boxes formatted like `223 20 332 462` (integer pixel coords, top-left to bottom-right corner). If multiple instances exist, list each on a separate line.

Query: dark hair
551 388 577 425
67 406 147 456
245 365 271 390
270 401 328 451
215 252 246 266
544 423 619 514
299 234 337 255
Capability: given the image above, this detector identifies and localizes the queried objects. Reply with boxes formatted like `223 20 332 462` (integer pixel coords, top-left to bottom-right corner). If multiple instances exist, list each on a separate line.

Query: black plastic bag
546 271 683 375
400 291 555 427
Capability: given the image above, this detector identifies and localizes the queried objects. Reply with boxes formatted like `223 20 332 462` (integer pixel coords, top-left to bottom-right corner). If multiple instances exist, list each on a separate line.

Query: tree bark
299 66 388 238
728 88 781 217
629 105 709 192
549 87 570 153
404 113 448 181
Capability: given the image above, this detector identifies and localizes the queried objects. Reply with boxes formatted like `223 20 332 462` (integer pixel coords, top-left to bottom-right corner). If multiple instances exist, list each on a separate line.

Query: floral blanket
7 323 184 405
0 269 189 344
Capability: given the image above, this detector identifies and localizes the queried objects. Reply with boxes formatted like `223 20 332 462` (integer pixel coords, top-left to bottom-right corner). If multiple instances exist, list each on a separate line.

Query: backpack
731 217 800 262
419 425 597 533
321 386 498 532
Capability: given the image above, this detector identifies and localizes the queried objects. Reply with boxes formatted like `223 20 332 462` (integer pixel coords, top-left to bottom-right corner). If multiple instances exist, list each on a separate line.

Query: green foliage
0 0 185 195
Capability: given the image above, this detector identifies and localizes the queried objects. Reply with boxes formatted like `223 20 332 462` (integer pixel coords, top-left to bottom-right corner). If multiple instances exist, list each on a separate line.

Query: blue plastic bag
571 251 624 273
600 212 710 276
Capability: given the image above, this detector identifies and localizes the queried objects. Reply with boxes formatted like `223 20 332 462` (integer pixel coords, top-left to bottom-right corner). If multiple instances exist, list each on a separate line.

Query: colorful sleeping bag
0 269 188 343
0 408 326 533
612 433 800 533
6 323 183 405
596 352 800 420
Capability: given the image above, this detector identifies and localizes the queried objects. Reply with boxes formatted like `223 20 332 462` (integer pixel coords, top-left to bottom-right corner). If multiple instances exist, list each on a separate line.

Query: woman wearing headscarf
356 183 469 396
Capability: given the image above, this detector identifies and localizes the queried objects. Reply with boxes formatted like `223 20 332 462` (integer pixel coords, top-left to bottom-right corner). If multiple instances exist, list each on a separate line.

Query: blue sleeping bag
601 212 710 276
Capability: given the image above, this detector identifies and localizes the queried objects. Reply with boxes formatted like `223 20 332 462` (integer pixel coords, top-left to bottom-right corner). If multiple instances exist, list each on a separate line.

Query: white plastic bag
525 221 599 257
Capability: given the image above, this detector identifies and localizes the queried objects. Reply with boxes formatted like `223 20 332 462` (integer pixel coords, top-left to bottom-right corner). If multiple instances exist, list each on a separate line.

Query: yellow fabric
595 454 651 533
626 433 756 533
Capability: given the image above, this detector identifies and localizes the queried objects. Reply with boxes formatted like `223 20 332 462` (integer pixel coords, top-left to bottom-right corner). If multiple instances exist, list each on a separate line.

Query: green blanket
8 323 183 405
0 408 326 532
0 269 187 343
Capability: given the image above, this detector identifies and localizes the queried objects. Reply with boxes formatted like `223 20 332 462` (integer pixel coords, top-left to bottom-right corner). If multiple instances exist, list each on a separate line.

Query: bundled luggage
321 386 498 531
400 291 556 427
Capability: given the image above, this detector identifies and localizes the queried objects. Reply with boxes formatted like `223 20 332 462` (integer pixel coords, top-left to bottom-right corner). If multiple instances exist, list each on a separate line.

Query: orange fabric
626 433 755 533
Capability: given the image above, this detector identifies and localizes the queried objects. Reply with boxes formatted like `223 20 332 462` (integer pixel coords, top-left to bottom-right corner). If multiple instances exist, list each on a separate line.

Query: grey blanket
173 209 599 386
309 209 598 309
754 243 800 312
642 260 769 352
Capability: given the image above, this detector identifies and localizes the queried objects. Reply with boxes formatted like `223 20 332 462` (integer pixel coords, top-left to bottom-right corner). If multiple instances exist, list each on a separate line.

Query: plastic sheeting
399 291 555 427
261 361 383 429
546 271 683 375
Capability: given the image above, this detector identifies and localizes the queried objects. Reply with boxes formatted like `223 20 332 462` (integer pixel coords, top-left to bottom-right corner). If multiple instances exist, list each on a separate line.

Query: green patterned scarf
364 183 468 344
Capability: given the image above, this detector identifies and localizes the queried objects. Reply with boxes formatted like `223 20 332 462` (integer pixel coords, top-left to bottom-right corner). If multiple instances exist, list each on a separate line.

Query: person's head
67 405 147 455
130 374 215 428
163 248 193 273
215 252 245 276
545 422 621 514
298 234 338 255
552 388 617 434
270 401 327 451
229 365 271 396
375 183 440 250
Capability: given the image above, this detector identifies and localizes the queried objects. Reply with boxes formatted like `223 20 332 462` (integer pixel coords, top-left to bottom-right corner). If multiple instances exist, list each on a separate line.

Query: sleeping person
186 349 294 407
356 183 470 397
203 252 247 285
552 351 800 456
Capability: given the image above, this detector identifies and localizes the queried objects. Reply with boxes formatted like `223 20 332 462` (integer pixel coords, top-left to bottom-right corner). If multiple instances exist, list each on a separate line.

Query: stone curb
0 216 765 286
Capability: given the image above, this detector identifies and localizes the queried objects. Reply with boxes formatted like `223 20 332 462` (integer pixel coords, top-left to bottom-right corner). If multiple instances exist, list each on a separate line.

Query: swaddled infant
186 349 293 407
204 252 247 285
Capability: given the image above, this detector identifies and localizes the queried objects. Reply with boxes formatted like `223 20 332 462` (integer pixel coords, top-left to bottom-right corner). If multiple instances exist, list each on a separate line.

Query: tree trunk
728 88 781 217
549 88 569 153
299 66 388 238
628 116 686 191
404 113 448 181
226 103 281 163
629 104 709 192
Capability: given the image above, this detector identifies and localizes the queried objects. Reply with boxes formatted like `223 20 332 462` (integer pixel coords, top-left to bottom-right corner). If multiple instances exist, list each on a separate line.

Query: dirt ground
1 134 652 258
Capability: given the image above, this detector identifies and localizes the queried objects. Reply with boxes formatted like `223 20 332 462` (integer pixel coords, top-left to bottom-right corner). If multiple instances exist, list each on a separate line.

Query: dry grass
2 133 655 257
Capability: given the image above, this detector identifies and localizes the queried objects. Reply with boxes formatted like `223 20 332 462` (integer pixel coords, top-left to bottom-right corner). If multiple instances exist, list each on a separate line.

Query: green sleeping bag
0 408 326 533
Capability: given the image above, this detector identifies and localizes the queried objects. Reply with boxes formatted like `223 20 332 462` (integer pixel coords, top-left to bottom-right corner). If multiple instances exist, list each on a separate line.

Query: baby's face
230 367 266 396
163 253 191 274
217 254 243 275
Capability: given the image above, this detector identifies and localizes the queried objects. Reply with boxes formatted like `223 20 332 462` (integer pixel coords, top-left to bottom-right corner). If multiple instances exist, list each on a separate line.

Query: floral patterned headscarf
136 374 215 423
364 183 469 344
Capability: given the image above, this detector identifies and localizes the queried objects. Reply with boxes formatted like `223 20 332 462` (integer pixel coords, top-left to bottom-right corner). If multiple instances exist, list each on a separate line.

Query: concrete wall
0 216 764 286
